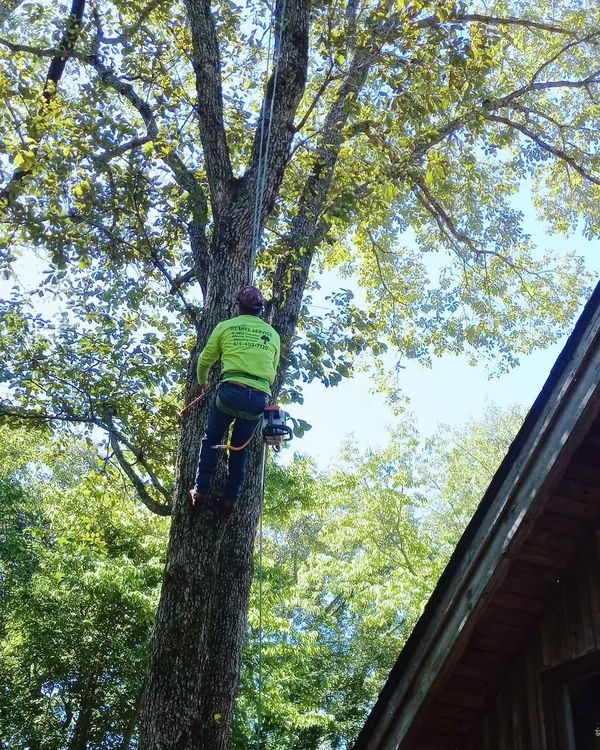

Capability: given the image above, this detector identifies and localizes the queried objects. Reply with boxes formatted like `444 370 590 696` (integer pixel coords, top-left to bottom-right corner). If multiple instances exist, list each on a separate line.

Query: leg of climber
191 399 234 508
217 384 267 516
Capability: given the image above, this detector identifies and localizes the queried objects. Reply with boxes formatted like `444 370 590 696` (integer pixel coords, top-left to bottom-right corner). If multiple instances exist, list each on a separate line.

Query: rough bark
137 2 310 746
135 5 410 748
68 671 98 750
138 214 274 750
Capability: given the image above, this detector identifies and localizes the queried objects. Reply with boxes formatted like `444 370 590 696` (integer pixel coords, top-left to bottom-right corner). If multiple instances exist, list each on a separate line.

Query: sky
1 184 598 473
2 203 598 475
285 209 600 469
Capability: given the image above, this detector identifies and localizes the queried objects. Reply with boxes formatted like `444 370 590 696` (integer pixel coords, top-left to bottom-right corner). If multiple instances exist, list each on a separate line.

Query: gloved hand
191 383 208 400
180 384 209 417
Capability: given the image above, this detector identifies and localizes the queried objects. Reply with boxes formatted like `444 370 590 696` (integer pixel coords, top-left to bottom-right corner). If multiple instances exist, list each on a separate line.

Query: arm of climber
196 323 223 386
272 332 281 382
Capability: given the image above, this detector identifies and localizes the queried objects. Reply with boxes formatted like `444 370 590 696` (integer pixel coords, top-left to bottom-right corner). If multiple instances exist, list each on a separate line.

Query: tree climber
190 286 281 516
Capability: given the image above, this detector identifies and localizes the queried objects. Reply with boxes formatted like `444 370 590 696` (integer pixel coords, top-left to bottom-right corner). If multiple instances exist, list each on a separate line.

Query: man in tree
1 0 598 746
190 286 280 516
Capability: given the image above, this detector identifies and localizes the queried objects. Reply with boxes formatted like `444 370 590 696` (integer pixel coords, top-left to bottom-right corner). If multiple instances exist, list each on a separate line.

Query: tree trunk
68 671 98 750
137 1 311 744
138 206 276 750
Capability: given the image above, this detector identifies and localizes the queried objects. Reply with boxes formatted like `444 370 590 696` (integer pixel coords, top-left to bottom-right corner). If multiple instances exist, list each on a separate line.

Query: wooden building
352 284 600 750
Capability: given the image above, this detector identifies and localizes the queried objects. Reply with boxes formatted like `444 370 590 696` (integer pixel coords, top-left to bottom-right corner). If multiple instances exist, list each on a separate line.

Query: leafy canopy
0 1 598 459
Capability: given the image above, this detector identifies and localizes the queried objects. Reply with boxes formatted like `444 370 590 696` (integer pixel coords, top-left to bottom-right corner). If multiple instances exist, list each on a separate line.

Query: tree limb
366 228 411 309
107 431 172 516
241 0 310 270
531 33 600 83
0 0 86 206
0 37 206 207
85 53 207 205
0 401 172 516
365 71 600 180
183 0 233 215
416 12 578 37
103 411 172 510
270 11 401 381
96 0 169 45
293 67 336 134
485 113 600 185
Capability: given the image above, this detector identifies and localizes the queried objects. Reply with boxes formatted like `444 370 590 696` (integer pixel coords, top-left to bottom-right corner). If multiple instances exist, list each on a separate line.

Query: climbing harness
211 426 259 452
211 404 294 452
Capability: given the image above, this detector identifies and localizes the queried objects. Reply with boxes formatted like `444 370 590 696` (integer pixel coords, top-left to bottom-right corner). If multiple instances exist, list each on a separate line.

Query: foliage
0 427 168 749
0 405 523 749
0 0 598 743
1 1 598 457
233 405 524 749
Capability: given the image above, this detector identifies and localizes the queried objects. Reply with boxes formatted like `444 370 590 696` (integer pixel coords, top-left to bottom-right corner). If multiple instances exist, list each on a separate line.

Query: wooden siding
466 533 600 750
411 420 600 749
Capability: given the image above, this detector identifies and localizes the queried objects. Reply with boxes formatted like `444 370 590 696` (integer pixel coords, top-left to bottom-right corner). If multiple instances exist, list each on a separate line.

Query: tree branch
103 411 172 511
365 71 600 182
366 229 411 309
0 401 172 516
270 11 402 385
0 0 86 206
489 72 600 111
293 67 336 134
531 33 600 83
415 179 479 255
416 12 578 37
92 135 153 162
107 428 172 515
96 0 169 45
85 53 206 203
485 113 600 185
241 0 310 268
183 0 233 215
0 37 206 207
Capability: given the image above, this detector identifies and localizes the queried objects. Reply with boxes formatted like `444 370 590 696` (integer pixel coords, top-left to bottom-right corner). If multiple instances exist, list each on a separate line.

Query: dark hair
236 285 266 314
238 302 261 316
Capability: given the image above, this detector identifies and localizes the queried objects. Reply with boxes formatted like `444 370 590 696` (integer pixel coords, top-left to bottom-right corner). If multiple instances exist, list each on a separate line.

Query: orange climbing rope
180 388 208 417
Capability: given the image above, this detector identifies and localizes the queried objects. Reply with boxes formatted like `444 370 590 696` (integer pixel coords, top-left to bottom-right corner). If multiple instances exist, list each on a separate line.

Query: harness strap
215 392 263 422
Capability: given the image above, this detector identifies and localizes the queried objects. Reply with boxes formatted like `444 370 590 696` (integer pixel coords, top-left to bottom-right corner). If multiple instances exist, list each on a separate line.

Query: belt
222 370 269 387
228 380 253 389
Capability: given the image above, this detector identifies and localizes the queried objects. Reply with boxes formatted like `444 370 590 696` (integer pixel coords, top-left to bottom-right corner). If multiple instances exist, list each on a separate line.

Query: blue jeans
193 382 268 500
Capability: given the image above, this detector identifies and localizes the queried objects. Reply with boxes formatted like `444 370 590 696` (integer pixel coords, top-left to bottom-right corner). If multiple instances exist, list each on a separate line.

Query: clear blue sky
2 190 597 471
287 208 600 468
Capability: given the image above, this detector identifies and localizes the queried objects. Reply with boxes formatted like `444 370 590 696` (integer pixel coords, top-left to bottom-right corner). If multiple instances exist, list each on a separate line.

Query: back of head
236 285 266 315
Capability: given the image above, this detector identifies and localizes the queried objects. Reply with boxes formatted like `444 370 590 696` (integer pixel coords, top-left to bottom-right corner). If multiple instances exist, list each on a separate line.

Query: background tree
0 427 167 750
0 407 523 749
0 0 598 747
232 405 525 749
